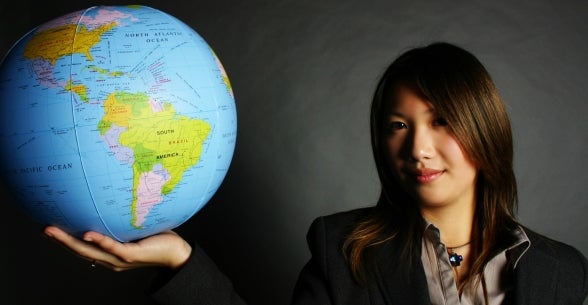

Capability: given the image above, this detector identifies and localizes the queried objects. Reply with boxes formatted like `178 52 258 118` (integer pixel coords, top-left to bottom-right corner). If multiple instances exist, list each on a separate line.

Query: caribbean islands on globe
0 5 237 242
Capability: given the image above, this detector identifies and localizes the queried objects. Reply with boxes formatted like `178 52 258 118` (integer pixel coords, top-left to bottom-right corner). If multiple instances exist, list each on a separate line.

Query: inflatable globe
0 5 237 242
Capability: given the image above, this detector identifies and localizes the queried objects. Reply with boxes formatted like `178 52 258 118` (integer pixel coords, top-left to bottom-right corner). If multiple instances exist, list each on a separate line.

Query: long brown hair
343 42 519 295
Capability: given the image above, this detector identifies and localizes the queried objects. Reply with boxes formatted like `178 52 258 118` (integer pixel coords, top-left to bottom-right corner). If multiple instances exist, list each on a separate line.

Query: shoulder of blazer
521 226 587 269
306 207 376 242
515 227 588 304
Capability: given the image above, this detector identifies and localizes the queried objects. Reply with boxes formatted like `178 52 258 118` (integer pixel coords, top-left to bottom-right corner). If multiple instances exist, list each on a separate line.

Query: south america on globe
0 5 237 242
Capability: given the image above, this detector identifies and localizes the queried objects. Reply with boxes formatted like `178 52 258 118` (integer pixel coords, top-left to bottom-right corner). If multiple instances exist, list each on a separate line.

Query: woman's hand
44 226 192 271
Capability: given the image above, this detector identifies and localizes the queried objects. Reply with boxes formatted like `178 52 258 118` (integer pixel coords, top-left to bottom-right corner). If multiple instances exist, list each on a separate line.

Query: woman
45 42 588 304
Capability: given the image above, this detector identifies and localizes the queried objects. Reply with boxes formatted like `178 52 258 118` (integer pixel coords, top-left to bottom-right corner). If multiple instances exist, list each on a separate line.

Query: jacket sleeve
150 218 337 305
150 242 247 305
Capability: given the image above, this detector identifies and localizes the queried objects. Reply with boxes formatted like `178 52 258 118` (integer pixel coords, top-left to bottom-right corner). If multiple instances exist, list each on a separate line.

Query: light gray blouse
421 222 530 305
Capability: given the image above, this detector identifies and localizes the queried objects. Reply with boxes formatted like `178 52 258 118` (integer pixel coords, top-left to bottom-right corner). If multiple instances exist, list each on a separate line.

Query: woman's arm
44 226 247 305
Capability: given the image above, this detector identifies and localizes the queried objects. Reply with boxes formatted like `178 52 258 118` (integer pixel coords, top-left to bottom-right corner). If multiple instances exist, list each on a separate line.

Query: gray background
1 0 586 304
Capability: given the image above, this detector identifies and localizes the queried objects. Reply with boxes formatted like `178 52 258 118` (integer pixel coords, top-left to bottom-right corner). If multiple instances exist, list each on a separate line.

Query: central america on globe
0 5 237 242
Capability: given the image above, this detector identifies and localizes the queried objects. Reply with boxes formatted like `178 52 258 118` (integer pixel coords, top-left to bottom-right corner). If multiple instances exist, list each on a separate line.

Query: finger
82 231 143 264
82 231 167 270
44 226 94 255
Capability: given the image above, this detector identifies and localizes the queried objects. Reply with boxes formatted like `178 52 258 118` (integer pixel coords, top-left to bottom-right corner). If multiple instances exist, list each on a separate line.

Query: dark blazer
152 207 588 305
292 208 588 305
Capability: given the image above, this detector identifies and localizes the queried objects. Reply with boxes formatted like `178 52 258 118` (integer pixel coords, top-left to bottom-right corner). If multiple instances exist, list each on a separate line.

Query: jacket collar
512 231 558 305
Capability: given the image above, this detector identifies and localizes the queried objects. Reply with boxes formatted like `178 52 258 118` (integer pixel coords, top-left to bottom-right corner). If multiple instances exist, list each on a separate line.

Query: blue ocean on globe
0 5 237 242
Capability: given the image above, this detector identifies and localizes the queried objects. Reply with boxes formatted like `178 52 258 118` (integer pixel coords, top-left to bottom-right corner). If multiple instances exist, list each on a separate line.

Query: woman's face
384 87 478 211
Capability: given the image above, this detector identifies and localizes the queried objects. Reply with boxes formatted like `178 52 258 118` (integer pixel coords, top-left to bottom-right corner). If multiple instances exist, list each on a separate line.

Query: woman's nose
408 127 434 161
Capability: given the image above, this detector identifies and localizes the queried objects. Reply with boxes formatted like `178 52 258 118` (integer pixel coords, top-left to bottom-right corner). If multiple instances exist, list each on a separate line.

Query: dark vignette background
1 1 587 304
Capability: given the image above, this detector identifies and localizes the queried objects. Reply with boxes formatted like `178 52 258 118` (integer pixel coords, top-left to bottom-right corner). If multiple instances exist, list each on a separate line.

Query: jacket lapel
373 238 431 305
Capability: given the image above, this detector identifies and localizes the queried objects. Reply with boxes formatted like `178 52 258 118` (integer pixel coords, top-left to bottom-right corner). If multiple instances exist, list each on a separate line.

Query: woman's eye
432 117 448 126
387 121 407 131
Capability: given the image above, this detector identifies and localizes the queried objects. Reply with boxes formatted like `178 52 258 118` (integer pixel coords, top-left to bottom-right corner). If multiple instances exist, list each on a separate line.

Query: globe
0 5 237 242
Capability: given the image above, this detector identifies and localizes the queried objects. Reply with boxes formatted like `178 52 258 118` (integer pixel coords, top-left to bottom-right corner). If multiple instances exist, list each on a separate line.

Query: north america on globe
0 5 237 241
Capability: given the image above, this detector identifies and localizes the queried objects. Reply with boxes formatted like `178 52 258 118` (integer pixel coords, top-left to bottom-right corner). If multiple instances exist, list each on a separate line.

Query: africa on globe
0 5 237 242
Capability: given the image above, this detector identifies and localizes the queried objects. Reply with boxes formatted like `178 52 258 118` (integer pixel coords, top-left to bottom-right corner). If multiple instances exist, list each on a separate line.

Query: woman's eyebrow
387 108 435 117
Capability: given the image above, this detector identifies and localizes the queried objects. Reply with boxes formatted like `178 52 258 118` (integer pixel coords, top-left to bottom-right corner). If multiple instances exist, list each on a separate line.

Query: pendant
449 252 463 267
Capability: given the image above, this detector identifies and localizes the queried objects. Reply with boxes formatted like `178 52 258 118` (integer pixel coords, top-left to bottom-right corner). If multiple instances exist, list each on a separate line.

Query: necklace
446 241 471 267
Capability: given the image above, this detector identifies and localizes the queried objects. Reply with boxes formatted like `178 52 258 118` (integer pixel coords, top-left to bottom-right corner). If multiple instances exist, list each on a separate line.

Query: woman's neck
420 202 475 246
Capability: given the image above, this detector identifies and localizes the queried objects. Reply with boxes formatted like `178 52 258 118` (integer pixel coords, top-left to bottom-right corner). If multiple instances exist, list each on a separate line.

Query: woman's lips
408 168 444 183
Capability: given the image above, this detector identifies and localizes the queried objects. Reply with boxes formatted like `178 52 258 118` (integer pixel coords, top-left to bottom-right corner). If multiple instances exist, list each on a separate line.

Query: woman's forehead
383 85 435 114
